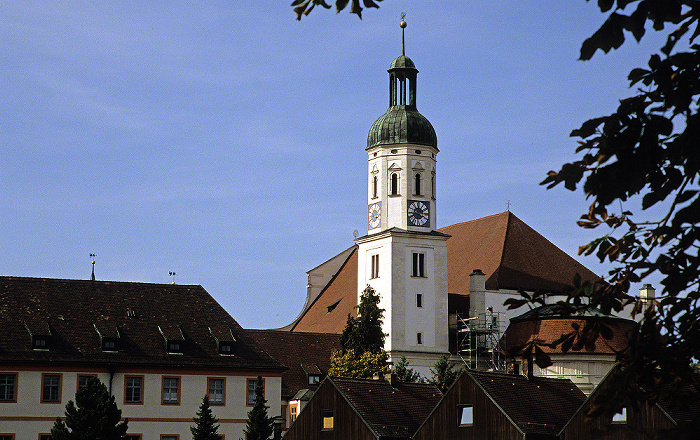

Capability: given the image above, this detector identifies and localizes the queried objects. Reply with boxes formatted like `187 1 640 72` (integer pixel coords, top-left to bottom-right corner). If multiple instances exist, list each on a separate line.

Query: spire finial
400 12 407 56
90 253 96 281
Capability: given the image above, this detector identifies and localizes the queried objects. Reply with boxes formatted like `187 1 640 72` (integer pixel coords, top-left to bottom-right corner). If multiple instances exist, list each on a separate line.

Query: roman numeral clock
407 200 429 227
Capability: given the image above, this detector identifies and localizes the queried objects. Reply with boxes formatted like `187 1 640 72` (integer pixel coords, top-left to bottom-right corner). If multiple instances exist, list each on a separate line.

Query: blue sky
0 2 663 329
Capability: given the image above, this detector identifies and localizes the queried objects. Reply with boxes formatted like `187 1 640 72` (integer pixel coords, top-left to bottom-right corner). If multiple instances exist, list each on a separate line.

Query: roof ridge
437 211 510 230
289 247 357 332
0 275 201 288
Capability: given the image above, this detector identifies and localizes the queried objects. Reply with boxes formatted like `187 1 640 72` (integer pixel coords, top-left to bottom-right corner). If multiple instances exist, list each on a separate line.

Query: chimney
469 269 486 318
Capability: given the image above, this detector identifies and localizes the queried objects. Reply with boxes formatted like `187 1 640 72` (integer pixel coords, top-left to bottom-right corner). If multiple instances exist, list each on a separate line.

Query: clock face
407 200 430 227
368 202 381 229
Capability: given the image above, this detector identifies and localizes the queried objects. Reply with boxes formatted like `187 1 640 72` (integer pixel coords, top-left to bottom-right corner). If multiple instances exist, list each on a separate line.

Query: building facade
0 276 284 440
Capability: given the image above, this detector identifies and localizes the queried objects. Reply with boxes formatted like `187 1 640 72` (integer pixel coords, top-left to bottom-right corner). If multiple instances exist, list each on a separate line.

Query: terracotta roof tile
504 307 635 355
440 211 599 294
246 329 341 400
330 377 441 438
290 248 358 333
0 276 283 371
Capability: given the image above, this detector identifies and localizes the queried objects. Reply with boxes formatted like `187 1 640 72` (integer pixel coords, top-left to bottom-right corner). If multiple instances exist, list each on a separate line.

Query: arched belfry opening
388 17 418 108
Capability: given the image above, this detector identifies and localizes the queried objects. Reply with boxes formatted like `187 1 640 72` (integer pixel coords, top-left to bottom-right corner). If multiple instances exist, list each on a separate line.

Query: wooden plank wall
414 373 524 440
283 380 379 440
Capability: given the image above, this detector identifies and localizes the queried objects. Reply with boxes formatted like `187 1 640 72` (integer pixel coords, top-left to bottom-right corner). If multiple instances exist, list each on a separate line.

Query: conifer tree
51 376 128 440
393 355 422 383
242 376 274 440
331 285 390 378
191 395 220 440
429 355 460 394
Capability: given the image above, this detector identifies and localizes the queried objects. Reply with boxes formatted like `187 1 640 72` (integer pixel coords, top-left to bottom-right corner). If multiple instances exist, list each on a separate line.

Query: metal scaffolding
456 307 506 372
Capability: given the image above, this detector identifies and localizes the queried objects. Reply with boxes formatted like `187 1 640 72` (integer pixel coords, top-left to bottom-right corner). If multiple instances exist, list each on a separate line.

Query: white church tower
356 18 449 374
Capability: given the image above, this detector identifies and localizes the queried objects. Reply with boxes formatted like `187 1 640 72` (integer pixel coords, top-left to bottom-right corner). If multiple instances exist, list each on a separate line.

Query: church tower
356 17 449 374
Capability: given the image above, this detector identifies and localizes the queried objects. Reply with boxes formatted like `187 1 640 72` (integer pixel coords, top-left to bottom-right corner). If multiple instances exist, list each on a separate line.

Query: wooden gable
283 378 378 440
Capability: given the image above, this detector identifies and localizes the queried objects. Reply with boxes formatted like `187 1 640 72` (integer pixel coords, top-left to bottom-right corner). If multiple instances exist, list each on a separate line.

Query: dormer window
33 335 49 350
102 337 119 352
167 340 183 353
209 327 237 357
219 341 233 355
308 374 321 385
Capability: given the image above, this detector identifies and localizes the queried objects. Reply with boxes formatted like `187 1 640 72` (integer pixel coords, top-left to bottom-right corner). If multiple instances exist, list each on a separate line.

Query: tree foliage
291 0 383 20
536 0 700 430
428 354 460 394
329 348 391 378
191 395 220 440
242 376 274 440
331 285 390 378
392 355 423 383
51 377 128 440
340 285 386 354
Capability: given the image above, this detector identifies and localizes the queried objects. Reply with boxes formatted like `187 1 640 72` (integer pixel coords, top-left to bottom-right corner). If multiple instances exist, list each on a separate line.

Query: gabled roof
330 376 441 439
0 276 283 371
440 211 598 294
466 370 586 436
289 247 358 333
289 212 598 334
246 329 341 400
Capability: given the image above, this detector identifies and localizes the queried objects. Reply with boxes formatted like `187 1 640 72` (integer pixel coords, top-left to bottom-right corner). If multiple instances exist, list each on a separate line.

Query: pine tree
51 376 128 440
429 355 460 394
242 376 274 440
392 356 422 383
331 285 390 378
191 395 220 440
340 285 385 354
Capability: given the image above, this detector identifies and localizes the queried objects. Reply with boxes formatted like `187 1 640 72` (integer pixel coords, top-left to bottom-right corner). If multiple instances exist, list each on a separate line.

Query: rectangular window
42 374 61 403
125 376 143 404
416 293 423 308
162 377 179 404
370 254 380 279
208 378 225 405
291 405 297 422
0 374 17 402
33 336 49 350
0 434 15 440
78 375 97 390
308 374 321 385
321 410 334 431
412 252 425 277
417 332 423 345
218 342 233 355
612 407 627 424
247 378 263 406
125 436 142 440
160 436 178 440
102 338 118 352
459 405 474 426
39 435 52 440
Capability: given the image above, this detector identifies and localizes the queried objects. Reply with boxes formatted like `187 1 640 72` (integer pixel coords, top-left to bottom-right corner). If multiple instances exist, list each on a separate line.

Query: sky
0 1 666 329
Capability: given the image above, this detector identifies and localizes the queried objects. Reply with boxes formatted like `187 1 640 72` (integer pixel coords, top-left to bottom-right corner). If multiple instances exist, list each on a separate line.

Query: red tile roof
440 211 598 294
246 329 341 400
330 376 442 438
290 212 598 334
290 248 358 333
504 306 635 355
0 276 283 371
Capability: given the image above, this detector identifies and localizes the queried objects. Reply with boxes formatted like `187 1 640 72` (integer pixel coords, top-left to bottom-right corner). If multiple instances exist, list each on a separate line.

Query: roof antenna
169 271 177 284
400 12 407 56
90 254 96 281
506 200 511 212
